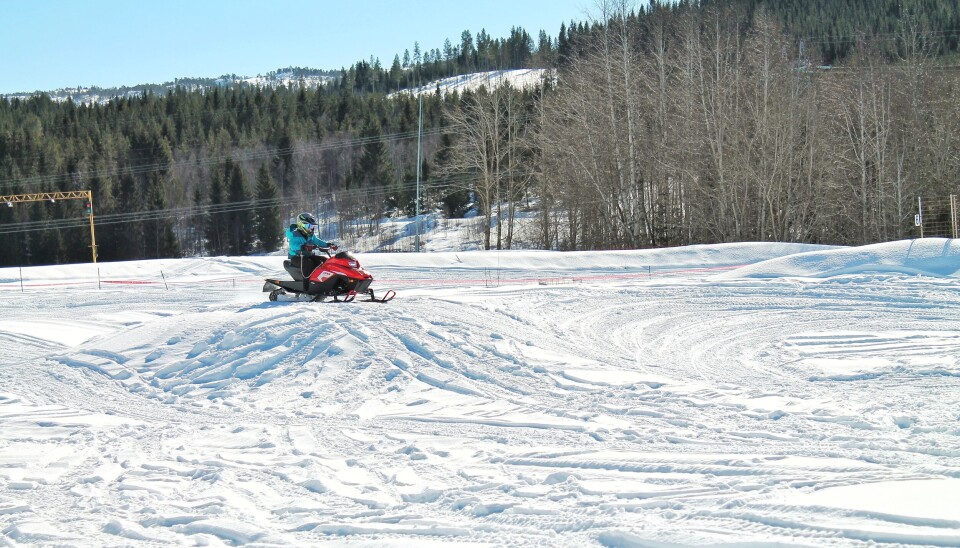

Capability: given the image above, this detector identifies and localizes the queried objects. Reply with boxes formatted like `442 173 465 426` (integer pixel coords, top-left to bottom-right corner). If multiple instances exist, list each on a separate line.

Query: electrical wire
0 109 542 194
0 168 537 236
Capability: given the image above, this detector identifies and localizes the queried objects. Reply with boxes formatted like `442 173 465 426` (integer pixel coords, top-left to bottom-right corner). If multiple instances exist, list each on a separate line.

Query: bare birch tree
441 84 530 250
824 43 896 244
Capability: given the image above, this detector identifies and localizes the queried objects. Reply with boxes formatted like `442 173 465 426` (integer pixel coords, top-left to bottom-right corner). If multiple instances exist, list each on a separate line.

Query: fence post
97 267 101 290
952 194 958 239
918 196 924 239
161 271 168 291
19 267 23 293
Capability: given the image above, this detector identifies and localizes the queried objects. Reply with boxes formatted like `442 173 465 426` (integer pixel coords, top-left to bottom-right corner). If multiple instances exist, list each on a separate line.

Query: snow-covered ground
1 239 959 546
389 68 553 98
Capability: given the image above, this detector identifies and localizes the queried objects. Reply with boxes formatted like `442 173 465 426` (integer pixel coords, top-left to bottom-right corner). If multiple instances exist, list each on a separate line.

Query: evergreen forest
2 0 960 266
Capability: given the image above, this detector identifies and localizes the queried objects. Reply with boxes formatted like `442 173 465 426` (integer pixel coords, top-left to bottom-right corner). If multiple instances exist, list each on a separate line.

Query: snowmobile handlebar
300 243 339 257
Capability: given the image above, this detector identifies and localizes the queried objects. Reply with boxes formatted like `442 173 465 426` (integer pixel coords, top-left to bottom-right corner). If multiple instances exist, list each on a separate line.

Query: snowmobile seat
284 256 326 283
283 259 306 282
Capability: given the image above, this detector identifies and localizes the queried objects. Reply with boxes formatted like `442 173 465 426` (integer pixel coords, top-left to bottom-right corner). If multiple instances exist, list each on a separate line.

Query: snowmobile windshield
334 251 355 260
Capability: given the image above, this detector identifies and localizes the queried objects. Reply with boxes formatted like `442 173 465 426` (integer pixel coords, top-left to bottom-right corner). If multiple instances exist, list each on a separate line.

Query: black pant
290 255 323 279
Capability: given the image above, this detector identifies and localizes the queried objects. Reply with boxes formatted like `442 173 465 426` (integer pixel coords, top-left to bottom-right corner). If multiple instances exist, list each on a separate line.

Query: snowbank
715 238 960 279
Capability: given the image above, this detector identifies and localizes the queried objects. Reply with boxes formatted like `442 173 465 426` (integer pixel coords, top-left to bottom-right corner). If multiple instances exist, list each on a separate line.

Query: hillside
2 68 339 105
389 68 553 98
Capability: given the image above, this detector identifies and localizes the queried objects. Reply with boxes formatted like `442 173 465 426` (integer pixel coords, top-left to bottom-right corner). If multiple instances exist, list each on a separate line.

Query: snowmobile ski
368 289 396 303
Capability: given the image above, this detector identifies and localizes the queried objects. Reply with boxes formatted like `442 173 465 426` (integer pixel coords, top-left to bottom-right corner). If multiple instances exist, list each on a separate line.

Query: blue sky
0 0 592 94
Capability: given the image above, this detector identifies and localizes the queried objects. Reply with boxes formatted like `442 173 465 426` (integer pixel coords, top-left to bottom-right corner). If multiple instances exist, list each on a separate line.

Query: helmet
296 212 317 235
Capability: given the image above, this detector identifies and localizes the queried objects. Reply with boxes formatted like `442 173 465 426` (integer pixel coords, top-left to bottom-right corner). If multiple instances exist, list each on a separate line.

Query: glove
328 244 339 251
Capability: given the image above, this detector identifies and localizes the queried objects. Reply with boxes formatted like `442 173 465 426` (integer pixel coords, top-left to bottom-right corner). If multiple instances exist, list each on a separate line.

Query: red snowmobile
263 246 395 303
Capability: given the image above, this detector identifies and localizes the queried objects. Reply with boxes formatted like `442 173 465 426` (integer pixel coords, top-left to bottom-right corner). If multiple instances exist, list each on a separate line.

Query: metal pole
0 190 98 263
950 194 960 240
415 95 423 252
87 191 98 263
919 196 924 239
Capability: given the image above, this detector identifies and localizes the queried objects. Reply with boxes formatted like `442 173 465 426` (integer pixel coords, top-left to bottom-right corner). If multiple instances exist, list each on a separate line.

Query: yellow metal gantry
1 190 98 263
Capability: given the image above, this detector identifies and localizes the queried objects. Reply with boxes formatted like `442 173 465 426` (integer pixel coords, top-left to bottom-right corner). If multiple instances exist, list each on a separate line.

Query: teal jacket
286 225 330 258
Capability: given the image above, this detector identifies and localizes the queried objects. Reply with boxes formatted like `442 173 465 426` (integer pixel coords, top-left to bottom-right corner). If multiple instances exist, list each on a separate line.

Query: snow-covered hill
4 68 546 105
389 68 553 98
3 69 337 105
1 240 959 546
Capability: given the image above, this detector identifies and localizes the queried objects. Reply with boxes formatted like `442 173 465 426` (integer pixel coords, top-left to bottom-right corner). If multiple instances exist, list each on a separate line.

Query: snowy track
1 241 959 546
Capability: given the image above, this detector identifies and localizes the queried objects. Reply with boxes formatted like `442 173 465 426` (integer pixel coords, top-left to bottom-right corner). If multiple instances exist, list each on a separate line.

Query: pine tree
205 167 226 256
354 117 394 189
413 42 423 86
192 185 206 256
390 55 403 92
145 173 180 258
460 30 475 71
433 132 470 216
225 159 251 255
443 38 455 76
114 171 143 261
557 22 570 64
253 163 282 252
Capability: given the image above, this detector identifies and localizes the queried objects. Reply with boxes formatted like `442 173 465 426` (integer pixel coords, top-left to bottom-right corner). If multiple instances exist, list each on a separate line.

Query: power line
0 110 542 193
0 169 528 236
0 88 443 167
0 125 441 192
0 72 547 169
794 28 960 47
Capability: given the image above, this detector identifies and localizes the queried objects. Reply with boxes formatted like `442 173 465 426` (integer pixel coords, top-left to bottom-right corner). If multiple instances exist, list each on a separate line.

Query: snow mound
715 239 960 279
360 242 835 273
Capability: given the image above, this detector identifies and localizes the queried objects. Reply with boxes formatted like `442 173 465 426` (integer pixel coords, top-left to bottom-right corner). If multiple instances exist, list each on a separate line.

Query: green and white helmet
296 212 317 235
